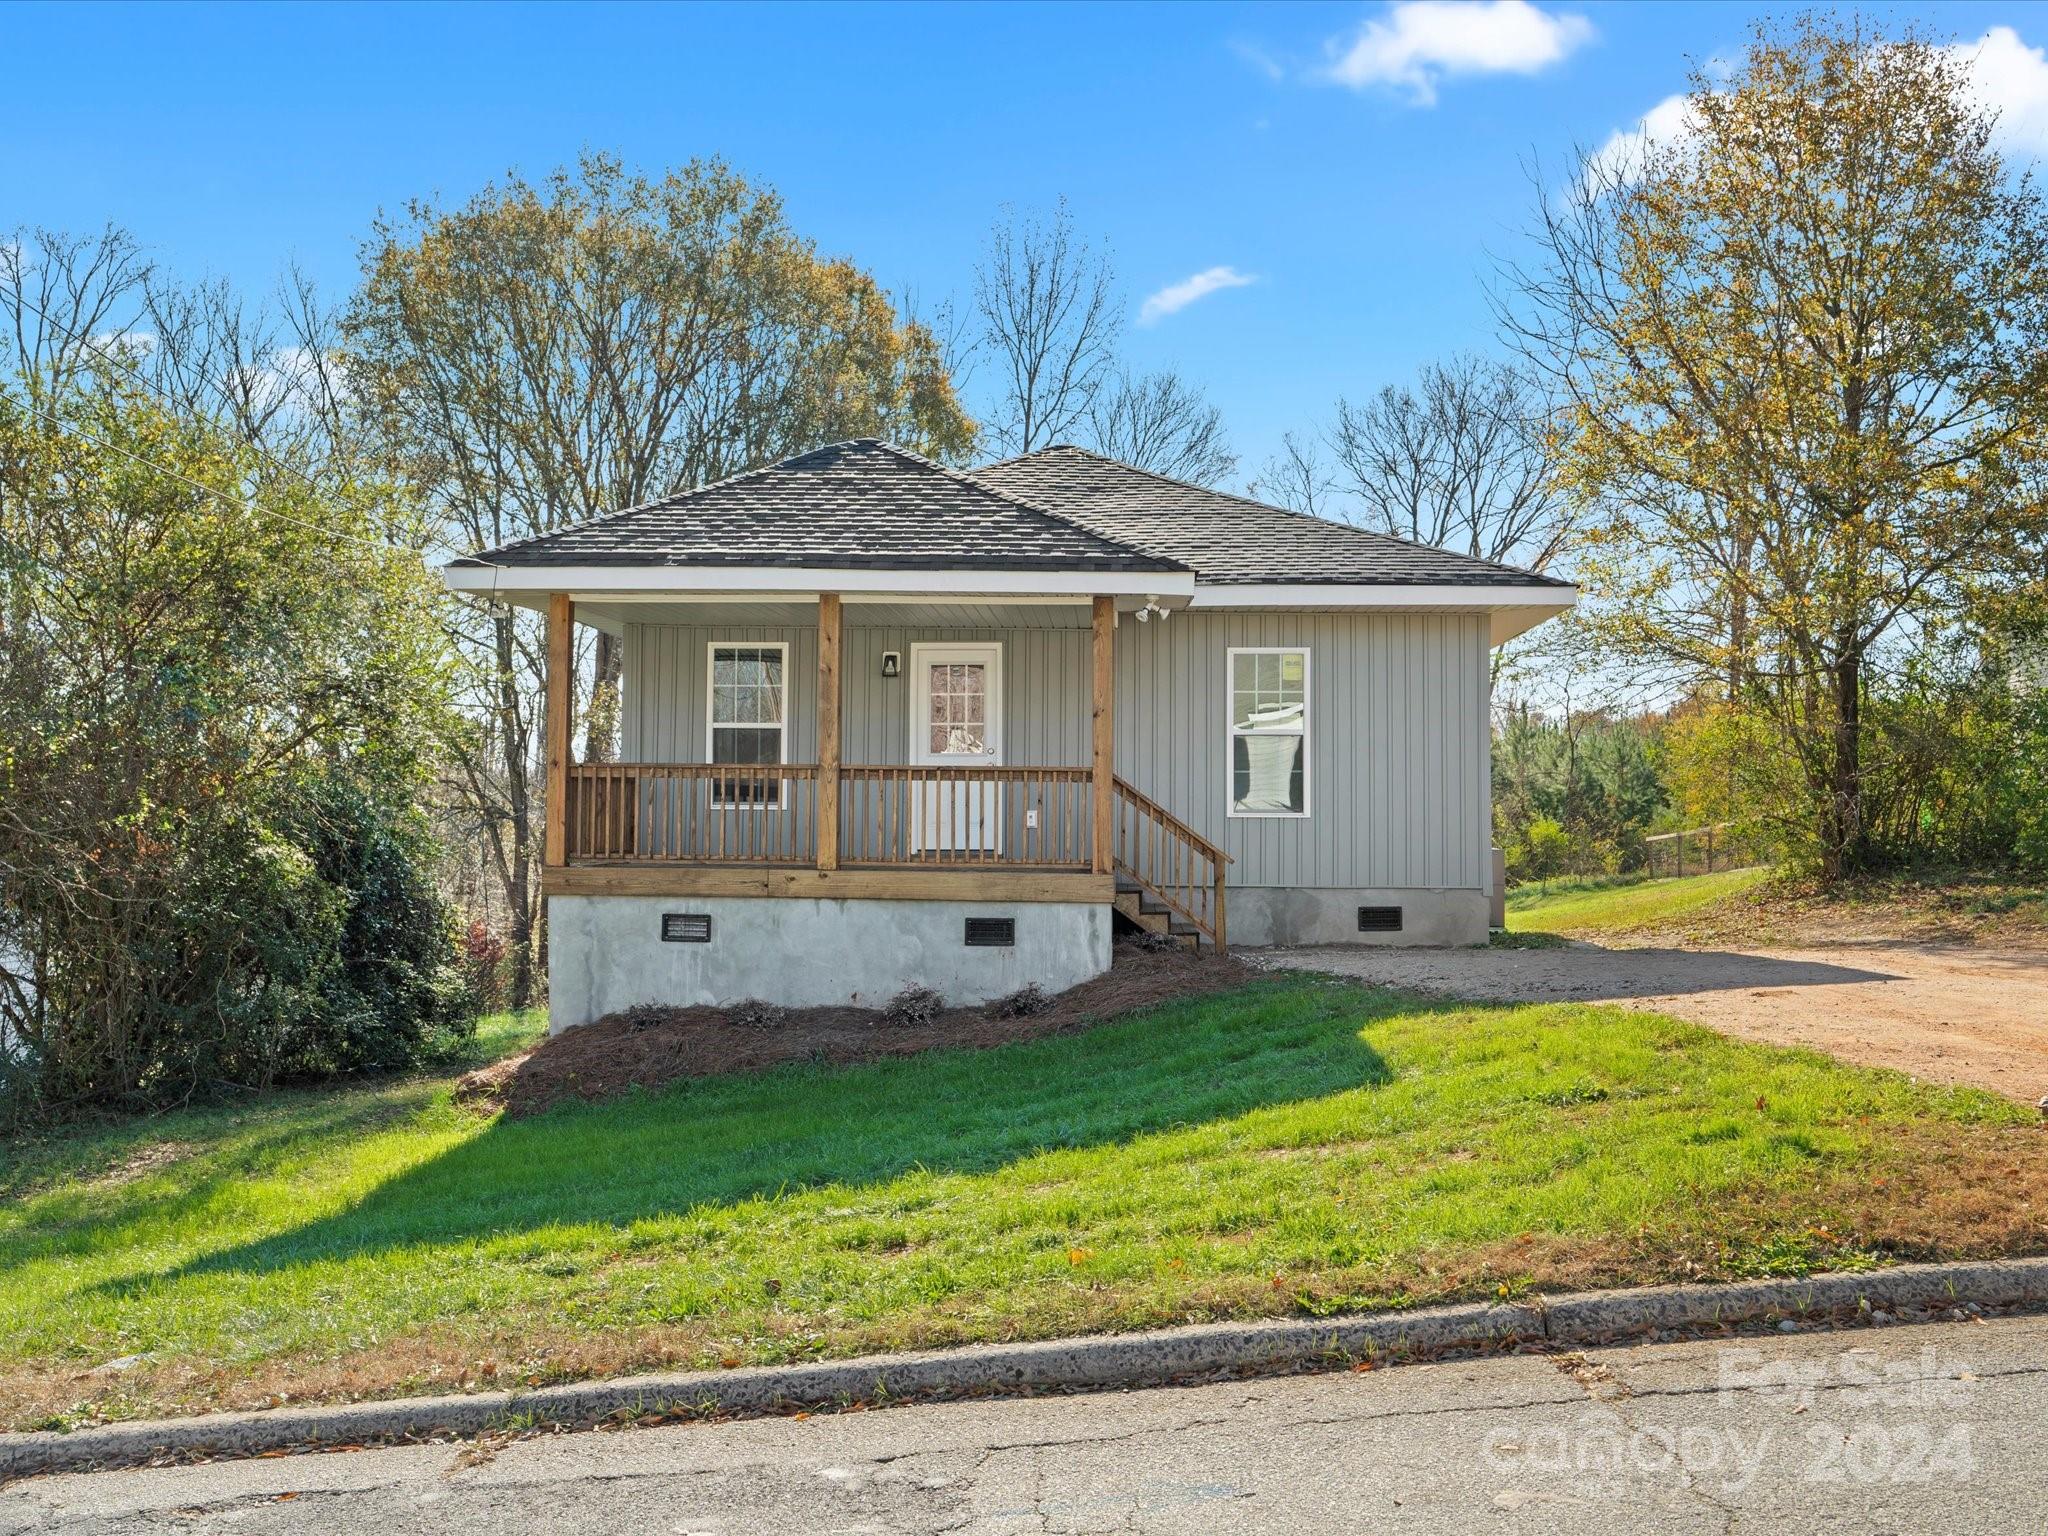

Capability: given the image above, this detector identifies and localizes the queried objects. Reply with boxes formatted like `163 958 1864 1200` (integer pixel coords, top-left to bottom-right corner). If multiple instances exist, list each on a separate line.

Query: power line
17 396 402 559
0 276 494 570
0 276 336 497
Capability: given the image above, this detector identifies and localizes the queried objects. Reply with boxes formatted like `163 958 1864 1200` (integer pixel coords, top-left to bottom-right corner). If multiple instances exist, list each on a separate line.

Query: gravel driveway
1261 940 2048 1104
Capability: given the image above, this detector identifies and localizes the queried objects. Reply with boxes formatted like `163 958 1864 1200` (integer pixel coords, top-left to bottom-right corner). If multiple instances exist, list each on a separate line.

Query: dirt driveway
1263 940 2048 1104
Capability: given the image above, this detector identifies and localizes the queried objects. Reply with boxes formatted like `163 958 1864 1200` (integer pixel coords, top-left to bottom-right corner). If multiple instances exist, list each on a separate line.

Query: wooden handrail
1111 775 1230 950
1111 777 1231 866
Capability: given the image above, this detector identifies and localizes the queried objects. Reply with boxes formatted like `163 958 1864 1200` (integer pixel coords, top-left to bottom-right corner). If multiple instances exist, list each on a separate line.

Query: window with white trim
1228 647 1308 816
708 643 786 805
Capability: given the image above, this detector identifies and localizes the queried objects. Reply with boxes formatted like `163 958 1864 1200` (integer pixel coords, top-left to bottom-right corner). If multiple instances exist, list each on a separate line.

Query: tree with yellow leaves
344 154 974 1002
1505 13 2048 875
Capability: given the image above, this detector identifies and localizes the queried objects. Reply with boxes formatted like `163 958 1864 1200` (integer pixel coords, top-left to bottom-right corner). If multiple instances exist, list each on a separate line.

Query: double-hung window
1228 647 1308 816
707 643 786 806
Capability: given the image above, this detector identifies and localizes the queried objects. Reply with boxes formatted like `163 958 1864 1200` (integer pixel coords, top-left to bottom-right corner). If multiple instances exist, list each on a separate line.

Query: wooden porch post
817 592 842 870
1091 595 1114 875
544 592 575 868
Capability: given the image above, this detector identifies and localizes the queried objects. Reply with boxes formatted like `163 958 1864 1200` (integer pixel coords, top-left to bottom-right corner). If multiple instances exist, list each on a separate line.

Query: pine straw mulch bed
455 943 1254 1119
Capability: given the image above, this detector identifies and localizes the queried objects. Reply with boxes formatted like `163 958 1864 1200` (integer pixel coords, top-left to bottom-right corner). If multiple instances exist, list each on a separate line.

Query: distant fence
1644 823 1758 878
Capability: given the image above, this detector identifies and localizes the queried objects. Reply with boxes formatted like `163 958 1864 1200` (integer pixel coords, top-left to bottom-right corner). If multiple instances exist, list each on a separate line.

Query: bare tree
1 226 362 493
0 227 153 410
1085 368 1235 485
972 200 1118 455
1327 355 1574 571
1247 430 1333 517
140 268 354 476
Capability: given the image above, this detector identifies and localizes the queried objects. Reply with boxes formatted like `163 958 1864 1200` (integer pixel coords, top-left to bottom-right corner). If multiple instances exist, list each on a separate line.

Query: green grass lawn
1 974 2039 1431
1505 867 1772 936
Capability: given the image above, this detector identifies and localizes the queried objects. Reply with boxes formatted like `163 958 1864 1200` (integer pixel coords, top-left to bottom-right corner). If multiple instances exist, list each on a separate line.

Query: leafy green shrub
0 387 470 1123
283 779 477 1075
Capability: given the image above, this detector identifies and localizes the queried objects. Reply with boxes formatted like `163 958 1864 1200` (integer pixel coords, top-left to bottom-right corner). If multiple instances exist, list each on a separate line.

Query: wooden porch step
1113 875 1172 916
1112 891 1203 950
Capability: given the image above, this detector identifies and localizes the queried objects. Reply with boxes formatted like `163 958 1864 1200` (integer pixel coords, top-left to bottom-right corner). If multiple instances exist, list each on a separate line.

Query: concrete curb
7 1255 2047 1482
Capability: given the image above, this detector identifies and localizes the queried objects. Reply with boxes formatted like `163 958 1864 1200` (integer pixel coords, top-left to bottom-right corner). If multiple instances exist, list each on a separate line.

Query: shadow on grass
0 1086 456 1280
1418 945 1903 1000
147 977 1398 1284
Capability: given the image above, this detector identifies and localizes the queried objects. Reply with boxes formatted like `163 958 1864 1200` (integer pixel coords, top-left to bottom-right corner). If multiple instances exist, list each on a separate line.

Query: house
443 440 1575 1031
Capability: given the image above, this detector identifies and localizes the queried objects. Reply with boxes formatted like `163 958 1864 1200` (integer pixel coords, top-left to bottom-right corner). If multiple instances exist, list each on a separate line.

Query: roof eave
1186 581 1577 646
441 562 1196 601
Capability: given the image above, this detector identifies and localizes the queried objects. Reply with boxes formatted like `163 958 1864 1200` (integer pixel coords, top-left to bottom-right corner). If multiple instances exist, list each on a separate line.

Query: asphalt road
6 1313 2045 1534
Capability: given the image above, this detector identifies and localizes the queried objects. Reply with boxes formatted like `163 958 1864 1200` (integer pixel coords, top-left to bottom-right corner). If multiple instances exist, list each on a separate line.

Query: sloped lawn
3 976 2043 1431
1506 867 1772 936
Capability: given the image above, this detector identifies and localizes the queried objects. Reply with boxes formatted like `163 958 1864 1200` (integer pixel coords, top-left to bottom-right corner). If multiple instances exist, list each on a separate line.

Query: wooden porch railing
841 765 1094 868
1111 775 1230 949
563 760 1232 950
565 762 1096 869
567 762 820 863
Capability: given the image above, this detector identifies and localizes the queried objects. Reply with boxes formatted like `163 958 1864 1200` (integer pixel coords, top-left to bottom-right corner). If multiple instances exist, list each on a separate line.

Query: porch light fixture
880 650 902 678
1134 595 1170 623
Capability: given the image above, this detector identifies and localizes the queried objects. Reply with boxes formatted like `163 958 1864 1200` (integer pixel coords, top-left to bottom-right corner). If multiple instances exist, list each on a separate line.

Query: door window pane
926 661 987 753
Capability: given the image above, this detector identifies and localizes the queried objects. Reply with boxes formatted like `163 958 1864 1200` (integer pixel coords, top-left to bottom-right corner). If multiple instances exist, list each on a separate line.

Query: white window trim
1225 646 1311 819
705 640 790 809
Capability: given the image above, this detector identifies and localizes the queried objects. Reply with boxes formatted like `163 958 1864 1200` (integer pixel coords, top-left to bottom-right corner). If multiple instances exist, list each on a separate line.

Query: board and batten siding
623 622 1092 768
621 610 1492 893
1114 611 1493 893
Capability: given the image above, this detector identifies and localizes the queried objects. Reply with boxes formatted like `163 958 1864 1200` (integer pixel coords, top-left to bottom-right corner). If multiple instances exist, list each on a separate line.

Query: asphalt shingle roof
973 445 1575 589
454 439 1186 573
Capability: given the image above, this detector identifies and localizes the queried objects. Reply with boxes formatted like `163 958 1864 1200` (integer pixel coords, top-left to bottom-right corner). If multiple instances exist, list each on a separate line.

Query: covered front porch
539 590 1226 950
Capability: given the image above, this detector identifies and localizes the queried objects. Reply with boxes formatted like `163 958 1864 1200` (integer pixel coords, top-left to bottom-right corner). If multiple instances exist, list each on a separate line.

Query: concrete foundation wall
1225 887 1488 948
547 895 1112 1032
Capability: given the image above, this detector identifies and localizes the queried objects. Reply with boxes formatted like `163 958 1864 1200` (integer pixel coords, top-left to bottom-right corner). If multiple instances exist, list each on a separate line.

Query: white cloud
1138 266 1257 326
1586 26 2048 193
1584 91 1701 187
1230 38 1286 83
1323 0 1594 106
84 329 159 364
1947 26 2048 156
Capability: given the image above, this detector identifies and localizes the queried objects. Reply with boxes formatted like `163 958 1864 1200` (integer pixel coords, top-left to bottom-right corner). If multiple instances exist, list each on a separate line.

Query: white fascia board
1188 582 1576 610
1188 583 1576 647
440 564 1195 601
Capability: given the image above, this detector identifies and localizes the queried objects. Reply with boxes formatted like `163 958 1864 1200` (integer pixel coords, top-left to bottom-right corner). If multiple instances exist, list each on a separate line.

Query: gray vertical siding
622 609 1492 892
1112 611 1493 893
625 622 1091 767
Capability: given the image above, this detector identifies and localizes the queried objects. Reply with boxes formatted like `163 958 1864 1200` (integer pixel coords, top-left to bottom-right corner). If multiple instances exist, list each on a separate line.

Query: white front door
909 643 1003 854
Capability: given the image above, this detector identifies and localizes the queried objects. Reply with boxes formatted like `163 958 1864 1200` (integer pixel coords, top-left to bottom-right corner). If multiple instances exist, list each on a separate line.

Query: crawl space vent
660 912 713 943
964 916 1016 947
1356 906 1404 933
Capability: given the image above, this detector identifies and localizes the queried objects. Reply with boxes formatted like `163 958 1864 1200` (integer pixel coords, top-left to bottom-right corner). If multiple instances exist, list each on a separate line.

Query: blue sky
6 0 2048 484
